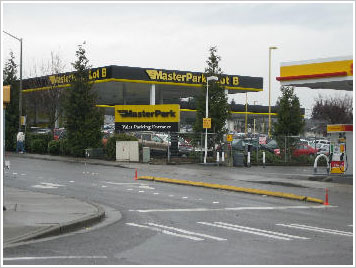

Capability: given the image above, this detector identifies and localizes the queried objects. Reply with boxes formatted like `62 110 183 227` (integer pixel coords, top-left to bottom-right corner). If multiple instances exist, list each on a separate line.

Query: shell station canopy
276 56 353 91
22 65 263 109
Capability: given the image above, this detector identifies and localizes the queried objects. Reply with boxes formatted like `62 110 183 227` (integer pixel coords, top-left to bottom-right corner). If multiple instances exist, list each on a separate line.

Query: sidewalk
3 187 105 248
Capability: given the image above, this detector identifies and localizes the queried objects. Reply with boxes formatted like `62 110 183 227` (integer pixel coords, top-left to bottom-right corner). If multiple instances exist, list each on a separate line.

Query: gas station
277 55 353 175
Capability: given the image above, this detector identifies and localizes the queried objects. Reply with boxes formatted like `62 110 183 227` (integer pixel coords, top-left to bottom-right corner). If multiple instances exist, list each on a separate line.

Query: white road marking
138 191 145 193
198 222 291 241
101 185 107 188
127 189 133 191
139 185 155 190
348 225 353 227
215 222 309 240
105 182 141 185
69 181 75 183
126 223 204 241
32 182 65 189
12 173 18 175
153 193 159 195
4 256 108 261
130 205 336 213
169 195 175 197
213 201 220 204
276 224 353 237
182 197 188 199
147 223 227 241
21 173 26 176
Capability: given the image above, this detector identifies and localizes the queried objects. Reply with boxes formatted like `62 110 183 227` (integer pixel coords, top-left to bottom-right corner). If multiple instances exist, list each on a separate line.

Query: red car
292 144 318 157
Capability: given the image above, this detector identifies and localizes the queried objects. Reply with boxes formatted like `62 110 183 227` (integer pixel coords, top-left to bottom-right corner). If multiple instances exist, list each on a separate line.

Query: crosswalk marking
276 223 353 237
198 222 291 241
214 222 309 240
147 223 227 241
126 223 204 241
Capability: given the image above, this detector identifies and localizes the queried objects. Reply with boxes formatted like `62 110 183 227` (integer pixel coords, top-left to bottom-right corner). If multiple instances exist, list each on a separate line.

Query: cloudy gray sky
2 1 354 117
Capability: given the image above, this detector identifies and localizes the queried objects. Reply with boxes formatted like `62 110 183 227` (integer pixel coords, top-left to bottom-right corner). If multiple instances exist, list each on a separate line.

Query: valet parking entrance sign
115 104 180 132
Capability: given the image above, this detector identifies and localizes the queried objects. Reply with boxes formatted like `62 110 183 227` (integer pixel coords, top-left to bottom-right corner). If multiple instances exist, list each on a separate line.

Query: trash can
233 152 245 167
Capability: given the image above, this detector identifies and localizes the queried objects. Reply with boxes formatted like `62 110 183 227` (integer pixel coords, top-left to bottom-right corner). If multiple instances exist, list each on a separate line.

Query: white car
316 143 330 156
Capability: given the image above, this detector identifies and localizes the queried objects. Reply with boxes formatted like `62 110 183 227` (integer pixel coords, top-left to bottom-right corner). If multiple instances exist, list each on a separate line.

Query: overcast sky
2 1 354 118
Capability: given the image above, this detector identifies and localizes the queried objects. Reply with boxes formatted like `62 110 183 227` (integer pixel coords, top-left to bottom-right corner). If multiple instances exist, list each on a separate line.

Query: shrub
251 150 282 165
48 140 61 155
25 132 52 153
105 133 138 160
30 138 48 153
59 138 71 156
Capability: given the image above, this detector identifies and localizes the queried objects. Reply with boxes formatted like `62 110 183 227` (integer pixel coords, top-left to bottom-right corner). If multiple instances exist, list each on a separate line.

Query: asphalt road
3 156 353 265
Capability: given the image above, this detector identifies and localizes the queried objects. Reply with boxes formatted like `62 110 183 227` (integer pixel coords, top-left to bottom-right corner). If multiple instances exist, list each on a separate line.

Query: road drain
244 181 306 188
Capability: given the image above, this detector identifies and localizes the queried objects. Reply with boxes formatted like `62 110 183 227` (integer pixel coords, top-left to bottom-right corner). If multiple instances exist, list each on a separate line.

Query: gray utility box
142 147 150 163
233 152 245 167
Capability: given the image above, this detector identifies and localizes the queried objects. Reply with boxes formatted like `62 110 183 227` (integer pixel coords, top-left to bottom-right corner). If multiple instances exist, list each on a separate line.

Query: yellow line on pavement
137 176 324 204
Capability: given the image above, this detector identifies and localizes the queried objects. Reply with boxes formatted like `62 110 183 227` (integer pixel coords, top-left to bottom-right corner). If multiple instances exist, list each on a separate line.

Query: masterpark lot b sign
115 104 180 132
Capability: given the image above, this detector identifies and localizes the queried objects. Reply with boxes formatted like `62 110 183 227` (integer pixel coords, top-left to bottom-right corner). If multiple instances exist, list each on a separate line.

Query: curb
4 201 105 247
137 176 324 204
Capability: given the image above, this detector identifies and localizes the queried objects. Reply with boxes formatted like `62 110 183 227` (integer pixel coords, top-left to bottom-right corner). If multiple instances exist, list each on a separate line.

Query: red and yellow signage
277 57 353 82
330 161 345 174
327 124 353 133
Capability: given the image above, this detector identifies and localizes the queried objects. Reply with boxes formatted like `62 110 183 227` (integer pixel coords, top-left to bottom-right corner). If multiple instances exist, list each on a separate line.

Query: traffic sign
203 118 211 129
227 134 233 142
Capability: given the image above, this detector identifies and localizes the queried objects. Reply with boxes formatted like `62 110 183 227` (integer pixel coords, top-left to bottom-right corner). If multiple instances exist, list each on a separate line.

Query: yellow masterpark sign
115 104 180 123
146 69 240 86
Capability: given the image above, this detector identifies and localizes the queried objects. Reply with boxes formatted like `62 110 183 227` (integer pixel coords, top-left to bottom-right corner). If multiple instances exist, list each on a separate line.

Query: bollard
247 151 251 167
262 151 265 168
216 152 220 166
222 152 225 162
324 188 329 205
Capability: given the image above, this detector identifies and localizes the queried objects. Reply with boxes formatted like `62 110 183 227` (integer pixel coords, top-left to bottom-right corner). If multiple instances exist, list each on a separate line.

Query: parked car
316 143 330 156
156 133 193 153
292 144 318 157
30 127 52 135
260 139 280 155
134 132 168 152
53 128 66 140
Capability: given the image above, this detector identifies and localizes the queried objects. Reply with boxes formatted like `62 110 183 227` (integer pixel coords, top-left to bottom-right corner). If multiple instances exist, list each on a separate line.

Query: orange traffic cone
324 188 329 205
134 168 138 180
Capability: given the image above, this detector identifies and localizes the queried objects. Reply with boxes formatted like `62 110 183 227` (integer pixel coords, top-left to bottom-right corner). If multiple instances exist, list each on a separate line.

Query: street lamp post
204 75 219 164
3 31 23 131
268 46 278 138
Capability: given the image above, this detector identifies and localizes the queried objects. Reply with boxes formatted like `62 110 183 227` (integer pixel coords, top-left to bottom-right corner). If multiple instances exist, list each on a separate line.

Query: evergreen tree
63 43 103 157
273 86 305 137
3 52 19 151
193 46 230 145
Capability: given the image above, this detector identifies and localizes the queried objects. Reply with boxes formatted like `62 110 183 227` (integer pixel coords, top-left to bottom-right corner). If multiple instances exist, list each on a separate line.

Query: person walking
16 130 25 153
